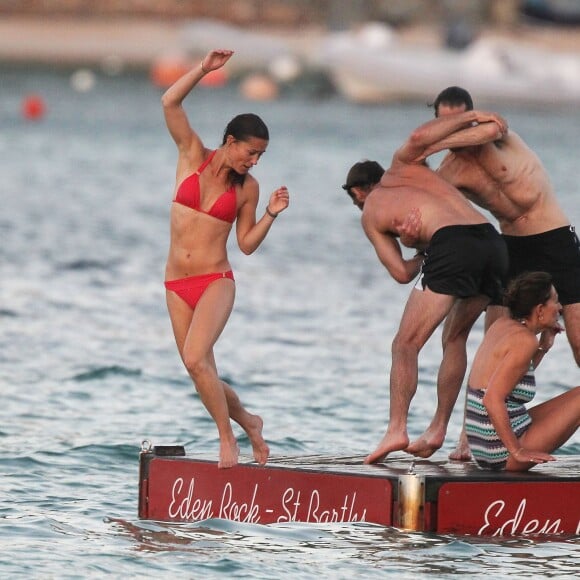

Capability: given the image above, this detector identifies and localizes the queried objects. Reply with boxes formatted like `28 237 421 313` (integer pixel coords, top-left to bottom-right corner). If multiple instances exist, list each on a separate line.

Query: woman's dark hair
222 113 269 145
222 113 269 184
503 271 553 319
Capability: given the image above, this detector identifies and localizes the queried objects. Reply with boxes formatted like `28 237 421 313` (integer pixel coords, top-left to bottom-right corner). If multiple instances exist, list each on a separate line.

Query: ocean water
0 66 578 578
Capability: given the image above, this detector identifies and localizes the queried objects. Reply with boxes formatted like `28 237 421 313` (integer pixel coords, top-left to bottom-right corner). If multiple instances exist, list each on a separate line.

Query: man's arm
395 110 507 165
422 122 505 159
362 211 423 284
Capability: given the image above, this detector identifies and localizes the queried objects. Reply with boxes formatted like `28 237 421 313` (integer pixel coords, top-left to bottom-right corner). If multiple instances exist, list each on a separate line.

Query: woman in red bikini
162 48 289 468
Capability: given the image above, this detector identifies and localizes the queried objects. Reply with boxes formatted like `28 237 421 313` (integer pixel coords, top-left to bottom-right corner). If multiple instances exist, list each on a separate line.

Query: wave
71 365 142 381
0 308 18 317
56 259 117 271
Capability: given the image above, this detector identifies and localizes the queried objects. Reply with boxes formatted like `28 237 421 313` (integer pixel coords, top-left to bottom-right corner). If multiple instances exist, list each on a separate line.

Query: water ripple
0 67 578 578
71 366 143 381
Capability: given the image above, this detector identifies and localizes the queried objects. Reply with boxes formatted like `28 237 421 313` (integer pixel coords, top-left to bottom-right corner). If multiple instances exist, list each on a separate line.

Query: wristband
266 206 278 218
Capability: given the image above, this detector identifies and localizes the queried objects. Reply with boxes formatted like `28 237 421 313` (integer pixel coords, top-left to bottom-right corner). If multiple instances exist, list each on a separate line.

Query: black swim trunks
499 225 580 306
417 223 508 302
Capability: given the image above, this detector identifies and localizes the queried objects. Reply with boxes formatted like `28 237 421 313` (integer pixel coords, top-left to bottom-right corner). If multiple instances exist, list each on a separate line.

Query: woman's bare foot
218 436 240 469
364 431 409 464
245 414 269 465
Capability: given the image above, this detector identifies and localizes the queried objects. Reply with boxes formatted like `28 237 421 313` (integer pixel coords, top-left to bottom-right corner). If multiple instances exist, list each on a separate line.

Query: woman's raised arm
161 49 234 152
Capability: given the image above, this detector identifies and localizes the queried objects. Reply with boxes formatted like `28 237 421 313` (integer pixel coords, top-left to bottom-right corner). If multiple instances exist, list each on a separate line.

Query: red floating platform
138 444 580 537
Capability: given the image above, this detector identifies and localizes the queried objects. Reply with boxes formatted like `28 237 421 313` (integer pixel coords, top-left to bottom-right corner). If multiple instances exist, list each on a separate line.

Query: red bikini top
173 150 237 223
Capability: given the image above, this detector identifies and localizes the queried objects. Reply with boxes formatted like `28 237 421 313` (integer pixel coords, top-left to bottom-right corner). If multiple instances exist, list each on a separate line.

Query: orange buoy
239 73 279 101
199 67 228 88
150 55 191 88
150 53 229 89
21 94 46 121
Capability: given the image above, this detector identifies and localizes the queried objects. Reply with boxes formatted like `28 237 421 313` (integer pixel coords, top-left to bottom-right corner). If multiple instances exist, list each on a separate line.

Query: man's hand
473 110 508 136
395 207 423 249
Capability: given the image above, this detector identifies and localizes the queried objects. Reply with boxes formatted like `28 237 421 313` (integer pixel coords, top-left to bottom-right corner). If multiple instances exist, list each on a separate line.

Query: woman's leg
167 278 242 468
206 349 269 465
506 386 580 471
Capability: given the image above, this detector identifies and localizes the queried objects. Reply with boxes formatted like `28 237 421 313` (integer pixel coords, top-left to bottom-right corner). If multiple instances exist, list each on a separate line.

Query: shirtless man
344 110 509 464
431 87 580 459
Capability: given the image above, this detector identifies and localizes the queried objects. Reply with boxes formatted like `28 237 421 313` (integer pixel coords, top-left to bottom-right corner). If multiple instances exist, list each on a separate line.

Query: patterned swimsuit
466 367 535 470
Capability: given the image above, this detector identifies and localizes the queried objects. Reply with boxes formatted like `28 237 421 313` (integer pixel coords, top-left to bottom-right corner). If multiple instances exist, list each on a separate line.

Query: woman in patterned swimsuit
162 49 289 468
466 271 579 471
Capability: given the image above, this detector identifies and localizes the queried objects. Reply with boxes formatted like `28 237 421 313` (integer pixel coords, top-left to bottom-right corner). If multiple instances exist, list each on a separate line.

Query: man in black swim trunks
343 109 510 464
430 86 580 459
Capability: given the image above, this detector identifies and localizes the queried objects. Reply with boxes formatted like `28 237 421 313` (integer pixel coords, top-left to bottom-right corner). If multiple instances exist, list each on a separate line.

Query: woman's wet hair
222 113 269 144
504 271 553 319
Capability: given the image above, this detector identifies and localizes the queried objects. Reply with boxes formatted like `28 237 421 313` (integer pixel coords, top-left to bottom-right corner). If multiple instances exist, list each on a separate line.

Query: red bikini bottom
165 270 234 309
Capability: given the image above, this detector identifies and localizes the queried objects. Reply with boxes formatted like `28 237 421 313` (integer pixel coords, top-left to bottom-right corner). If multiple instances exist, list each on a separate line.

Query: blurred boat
313 23 580 107
180 19 303 81
521 0 580 26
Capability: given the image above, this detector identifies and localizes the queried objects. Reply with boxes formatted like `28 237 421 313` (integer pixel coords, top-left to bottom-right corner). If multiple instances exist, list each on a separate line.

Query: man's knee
442 318 475 353
441 326 471 348
565 333 580 366
392 333 422 357
562 304 580 365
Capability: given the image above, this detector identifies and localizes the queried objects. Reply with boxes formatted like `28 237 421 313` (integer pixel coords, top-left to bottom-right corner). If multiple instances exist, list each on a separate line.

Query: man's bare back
344 108 510 464
372 161 489 242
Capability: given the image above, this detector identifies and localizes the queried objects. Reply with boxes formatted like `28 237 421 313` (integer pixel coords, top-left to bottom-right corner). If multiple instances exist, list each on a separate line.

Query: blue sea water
0 66 578 578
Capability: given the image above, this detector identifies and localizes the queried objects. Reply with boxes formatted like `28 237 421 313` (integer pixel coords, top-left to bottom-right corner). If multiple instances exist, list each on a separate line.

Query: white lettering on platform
478 499 571 536
166 477 370 523
168 477 214 520
219 482 261 523
277 487 367 523
307 490 367 523
278 487 301 523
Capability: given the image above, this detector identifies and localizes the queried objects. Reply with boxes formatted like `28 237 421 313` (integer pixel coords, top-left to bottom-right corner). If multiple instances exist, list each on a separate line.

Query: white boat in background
155 18 580 108
180 19 303 82
312 23 580 107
